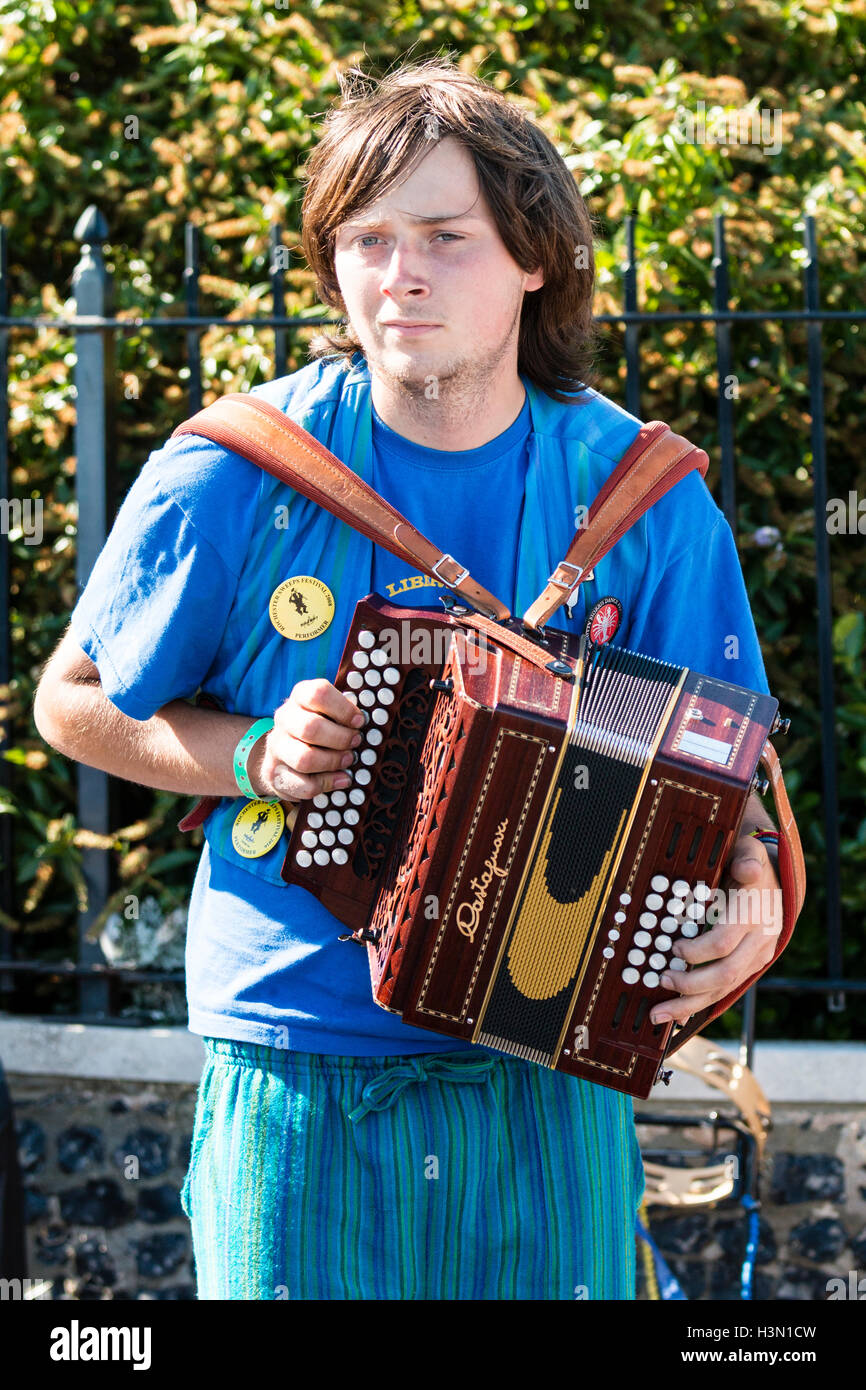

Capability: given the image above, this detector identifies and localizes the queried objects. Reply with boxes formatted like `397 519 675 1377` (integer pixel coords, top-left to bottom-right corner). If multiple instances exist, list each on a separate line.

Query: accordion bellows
282 596 779 1100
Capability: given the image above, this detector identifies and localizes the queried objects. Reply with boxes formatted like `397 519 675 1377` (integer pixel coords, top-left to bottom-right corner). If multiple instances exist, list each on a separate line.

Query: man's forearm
37 685 781 828
35 680 270 800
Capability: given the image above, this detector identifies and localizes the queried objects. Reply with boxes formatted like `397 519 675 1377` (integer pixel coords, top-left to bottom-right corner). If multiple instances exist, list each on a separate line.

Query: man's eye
353 233 464 248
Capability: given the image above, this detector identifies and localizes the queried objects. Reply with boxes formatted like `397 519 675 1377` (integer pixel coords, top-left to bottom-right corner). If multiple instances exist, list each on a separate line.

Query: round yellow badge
231 799 286 859
269 575 335 641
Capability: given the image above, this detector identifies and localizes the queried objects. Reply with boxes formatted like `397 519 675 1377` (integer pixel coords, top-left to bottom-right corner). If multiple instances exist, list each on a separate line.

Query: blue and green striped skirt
180 1037 645 1300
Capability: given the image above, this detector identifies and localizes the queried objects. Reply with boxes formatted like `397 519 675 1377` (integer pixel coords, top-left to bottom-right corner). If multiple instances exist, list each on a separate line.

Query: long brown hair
298 55 600 404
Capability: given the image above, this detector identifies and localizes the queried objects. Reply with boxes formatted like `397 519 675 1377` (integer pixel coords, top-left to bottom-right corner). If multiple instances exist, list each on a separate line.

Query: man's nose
379 243 431 298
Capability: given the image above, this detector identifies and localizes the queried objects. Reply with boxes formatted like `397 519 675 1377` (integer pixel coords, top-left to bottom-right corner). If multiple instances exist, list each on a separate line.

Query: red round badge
584 596 622 646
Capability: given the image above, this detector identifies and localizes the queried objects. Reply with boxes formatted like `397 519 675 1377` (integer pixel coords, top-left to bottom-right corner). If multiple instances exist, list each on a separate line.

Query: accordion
173 394 805 1101
281 594 786 1099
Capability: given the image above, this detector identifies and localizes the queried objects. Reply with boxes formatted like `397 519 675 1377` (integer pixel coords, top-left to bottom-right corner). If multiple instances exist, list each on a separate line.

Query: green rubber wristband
234 717 278 801
747 828 779 873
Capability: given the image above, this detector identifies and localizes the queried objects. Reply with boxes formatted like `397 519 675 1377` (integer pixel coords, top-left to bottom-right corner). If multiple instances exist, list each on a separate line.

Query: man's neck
369 372 527 451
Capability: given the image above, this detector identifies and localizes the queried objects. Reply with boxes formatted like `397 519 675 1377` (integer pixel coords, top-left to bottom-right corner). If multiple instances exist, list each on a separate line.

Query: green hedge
1 0 864 1036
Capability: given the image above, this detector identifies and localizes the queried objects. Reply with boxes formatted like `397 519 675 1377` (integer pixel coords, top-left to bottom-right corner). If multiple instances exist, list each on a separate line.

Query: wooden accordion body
281 595 779 1099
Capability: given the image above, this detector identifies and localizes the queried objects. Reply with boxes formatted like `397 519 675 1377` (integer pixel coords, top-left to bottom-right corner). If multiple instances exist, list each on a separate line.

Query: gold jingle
640 1036 771 1209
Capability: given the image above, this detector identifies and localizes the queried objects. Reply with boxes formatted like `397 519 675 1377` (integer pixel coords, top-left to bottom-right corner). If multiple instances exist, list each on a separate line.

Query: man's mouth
381 322 441 334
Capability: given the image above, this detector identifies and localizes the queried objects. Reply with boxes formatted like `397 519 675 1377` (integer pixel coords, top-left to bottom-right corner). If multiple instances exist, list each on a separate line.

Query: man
33 59 781 1300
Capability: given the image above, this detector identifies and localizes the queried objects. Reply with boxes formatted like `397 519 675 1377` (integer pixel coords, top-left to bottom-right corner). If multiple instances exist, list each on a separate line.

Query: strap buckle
432 552 469 588
548 561 594 597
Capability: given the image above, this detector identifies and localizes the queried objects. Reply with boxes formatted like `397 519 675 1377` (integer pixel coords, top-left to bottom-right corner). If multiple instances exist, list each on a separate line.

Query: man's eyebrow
339 212 483 231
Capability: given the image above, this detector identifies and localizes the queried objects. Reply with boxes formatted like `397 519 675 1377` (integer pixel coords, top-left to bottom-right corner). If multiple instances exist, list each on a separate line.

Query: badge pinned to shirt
232 800 286 859
269 575 335 641
584 595 623 646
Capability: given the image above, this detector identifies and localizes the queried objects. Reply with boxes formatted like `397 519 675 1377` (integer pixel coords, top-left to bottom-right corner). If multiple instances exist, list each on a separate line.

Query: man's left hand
649 834 783 1026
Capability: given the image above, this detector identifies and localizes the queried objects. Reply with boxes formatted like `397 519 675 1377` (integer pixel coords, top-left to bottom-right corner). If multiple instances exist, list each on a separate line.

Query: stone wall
4 1067 864 1301
10 1074 197 1300
635 1106 866 1301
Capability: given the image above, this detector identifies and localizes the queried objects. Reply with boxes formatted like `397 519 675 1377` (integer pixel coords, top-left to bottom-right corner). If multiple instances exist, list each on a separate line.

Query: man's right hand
248 678 366 803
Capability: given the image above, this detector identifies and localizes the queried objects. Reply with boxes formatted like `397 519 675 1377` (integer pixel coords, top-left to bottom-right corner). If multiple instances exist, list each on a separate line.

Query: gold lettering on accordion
505 790 628 1001
455 818 510 942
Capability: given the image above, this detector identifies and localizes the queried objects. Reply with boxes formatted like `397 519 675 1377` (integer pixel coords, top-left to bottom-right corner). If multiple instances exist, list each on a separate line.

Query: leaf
146 849 202 875
833 611 864 669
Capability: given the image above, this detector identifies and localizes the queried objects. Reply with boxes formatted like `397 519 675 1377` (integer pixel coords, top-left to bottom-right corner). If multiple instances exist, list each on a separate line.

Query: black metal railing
0 206 862 1047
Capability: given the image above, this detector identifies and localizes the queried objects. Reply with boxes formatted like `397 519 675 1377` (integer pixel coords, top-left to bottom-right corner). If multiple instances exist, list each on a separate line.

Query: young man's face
332 135 544 403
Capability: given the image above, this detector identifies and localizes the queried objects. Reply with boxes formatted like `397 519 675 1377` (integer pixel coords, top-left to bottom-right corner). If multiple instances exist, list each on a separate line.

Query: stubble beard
356 293 524 429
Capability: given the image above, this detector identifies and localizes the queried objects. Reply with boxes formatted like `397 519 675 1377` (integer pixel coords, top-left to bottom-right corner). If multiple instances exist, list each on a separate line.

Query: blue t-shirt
370 388 530 611
68 359 769 1055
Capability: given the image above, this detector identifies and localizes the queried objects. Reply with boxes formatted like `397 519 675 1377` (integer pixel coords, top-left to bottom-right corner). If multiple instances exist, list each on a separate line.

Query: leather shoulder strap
171 393 511 624
665 738 806 1056
522 421 709 631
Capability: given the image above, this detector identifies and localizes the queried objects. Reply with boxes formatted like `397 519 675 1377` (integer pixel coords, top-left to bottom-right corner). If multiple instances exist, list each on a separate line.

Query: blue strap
348 1052 497 1122
635 1214 688 1300
740 1194 760 1300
